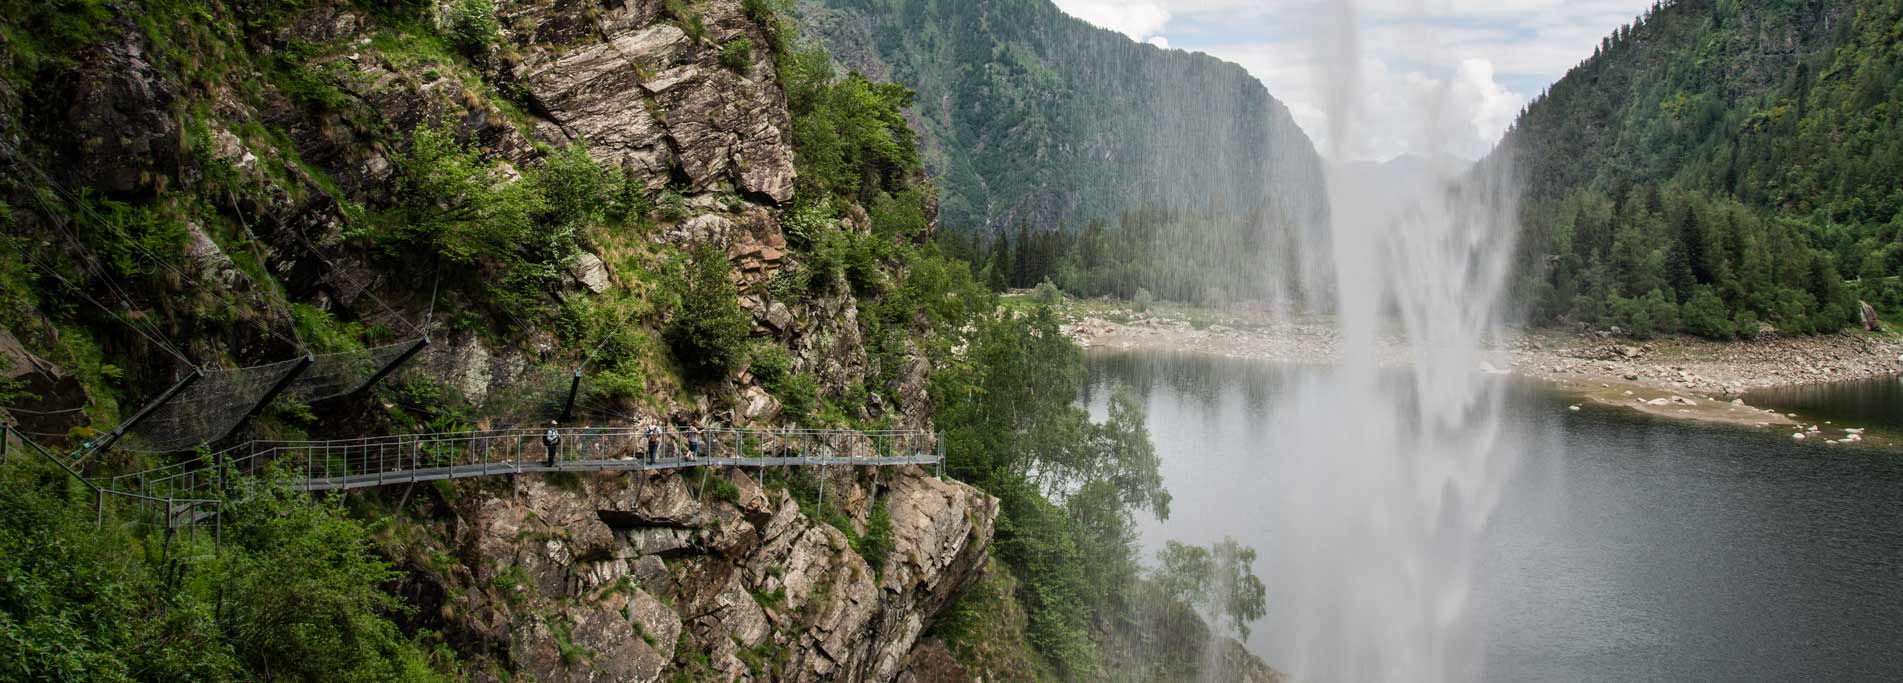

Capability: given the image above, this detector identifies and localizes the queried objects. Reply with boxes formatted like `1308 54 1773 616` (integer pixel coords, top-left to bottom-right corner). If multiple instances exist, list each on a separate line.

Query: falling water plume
1258 1 1526 680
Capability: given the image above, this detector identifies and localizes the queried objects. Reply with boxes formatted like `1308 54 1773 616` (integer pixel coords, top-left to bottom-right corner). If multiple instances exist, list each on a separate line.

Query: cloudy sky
1051 0 1655 162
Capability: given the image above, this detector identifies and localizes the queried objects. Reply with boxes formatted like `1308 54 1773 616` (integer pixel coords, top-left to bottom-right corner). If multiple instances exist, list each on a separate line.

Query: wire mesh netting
120 339 426 453
121 357 306 453
284 339 424 404
387 348 588 429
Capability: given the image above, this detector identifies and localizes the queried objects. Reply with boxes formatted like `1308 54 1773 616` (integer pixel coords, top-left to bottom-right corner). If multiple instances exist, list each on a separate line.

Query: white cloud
1148 35 1172 49
1052 1 1174 43
1048 0 1656 160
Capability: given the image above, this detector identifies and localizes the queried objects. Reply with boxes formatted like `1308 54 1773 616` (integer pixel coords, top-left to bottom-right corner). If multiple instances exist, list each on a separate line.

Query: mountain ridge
796 0 1328 235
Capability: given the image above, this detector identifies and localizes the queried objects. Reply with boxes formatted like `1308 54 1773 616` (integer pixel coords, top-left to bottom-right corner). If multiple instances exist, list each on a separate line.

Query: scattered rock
570 251 611 293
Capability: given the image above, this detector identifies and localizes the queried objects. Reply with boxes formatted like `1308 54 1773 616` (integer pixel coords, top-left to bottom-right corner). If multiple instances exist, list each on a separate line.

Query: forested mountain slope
0 1 1277 680
796 0 1327 236
1494 0 1903 336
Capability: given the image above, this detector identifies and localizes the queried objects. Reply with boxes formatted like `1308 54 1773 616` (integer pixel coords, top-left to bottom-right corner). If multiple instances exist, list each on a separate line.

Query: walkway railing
6 424 943 554
111 426 942 499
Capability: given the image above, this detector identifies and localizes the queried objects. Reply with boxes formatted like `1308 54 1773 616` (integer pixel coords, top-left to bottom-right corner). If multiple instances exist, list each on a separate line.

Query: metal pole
350 337 430 396
80 369 202 462
224 354 315 444
94 488 103 529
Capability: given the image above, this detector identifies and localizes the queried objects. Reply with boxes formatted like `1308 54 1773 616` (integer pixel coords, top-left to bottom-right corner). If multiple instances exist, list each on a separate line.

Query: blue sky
1051 0 1657 161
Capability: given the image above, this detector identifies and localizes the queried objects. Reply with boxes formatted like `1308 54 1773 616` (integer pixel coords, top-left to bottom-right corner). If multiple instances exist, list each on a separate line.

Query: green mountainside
796 0 1327 236
0 1 1276 680
1497 0 1903 336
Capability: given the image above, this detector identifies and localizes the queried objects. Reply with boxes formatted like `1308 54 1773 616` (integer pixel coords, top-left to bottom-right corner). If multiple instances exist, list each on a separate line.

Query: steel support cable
19 186 154 327
10 245 194 365
280 212 425 338
17 160 307 352
15 192 194 364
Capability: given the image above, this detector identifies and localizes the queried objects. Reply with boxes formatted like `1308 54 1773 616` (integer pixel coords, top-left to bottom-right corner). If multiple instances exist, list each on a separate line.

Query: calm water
1086 351 1903 682
1747 373 1903 433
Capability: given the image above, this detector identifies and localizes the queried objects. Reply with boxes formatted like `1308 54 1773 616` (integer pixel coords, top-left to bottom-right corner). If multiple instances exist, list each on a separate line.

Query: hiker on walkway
543 420 562 467
686 424 703 460
644 424 662 464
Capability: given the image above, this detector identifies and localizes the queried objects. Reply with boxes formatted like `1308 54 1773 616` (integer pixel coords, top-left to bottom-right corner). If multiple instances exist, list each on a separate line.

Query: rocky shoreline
1056 303 1903 442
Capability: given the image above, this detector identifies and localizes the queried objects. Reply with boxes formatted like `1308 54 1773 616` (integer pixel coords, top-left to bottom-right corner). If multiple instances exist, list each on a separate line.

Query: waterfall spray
1258 2 1526 681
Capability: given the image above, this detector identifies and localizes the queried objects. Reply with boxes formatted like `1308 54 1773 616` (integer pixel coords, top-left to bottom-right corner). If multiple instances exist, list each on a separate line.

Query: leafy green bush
664 246 753 382
808 228 889 295
774 372 821 424
719 37 753 74
1033 278 1062 306
1132 287 1154 312
749 342 793 389
853 501 894 577
1680 285 1733 339
784 48 920 200
448 0 499 55
1154 538 1268 640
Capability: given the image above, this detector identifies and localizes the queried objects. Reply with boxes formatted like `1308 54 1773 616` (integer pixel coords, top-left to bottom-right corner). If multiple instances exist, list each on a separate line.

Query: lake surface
1086 351 1903 682
1746 373 1903 434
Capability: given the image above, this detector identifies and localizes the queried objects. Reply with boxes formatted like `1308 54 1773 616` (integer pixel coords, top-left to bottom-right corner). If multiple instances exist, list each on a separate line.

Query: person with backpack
644 424 662 464
543 420 562 468
686 424 703 460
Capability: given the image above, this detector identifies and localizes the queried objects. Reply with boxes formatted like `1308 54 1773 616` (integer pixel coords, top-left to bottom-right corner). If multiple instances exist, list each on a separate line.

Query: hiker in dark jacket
543 420 562 467
644 424 662 464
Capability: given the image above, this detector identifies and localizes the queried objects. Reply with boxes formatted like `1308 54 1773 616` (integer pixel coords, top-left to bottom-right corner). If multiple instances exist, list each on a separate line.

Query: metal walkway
4 425 944 541
113 425 941 499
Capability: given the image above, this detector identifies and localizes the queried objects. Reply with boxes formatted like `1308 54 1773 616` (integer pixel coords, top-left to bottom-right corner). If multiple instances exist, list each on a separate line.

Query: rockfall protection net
387 352 584 429
282 339 423 404
119 339 425 453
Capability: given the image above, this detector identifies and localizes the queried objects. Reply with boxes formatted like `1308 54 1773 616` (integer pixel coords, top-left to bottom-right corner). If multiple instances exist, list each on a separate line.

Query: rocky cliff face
391 465 995 682
2 0 988 679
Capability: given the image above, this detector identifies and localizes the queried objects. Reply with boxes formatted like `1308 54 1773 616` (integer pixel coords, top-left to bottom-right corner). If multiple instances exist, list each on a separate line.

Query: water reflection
1088 351 1903 682
1746 373 1903 432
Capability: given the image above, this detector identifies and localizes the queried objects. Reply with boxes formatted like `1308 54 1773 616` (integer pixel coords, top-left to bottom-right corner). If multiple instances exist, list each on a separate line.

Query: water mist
1257 2 1525 680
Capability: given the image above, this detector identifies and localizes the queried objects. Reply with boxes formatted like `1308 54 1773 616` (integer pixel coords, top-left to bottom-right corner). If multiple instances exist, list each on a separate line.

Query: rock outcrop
1 1 981 679
399 466 996 682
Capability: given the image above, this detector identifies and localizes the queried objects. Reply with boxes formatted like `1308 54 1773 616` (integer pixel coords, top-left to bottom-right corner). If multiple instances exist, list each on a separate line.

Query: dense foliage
665 246 754 382
798 0 1325 234
930 307 1183 677
1499 0 1903 335
0 457 449 682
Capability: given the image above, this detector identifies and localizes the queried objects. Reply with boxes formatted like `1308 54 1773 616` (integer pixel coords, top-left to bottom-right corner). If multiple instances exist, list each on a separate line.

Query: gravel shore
1058 304 1903 437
